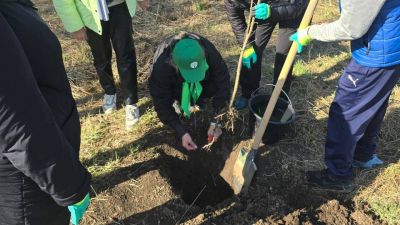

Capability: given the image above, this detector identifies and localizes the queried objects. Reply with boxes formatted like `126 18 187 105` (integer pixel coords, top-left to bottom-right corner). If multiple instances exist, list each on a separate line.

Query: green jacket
53 0 145 34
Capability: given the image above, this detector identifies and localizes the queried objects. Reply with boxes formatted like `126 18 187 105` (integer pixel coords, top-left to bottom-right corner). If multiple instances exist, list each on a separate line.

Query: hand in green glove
250 3 270 20
242 46 257 69
290 27 312 53
68 193 90 225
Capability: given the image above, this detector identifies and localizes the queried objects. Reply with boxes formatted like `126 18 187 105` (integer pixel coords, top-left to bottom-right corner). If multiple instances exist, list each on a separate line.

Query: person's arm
224 0 248 46
53 0 85 33
149 63 187 138
205 41 231 121
0 18 90 207
307 0 386 42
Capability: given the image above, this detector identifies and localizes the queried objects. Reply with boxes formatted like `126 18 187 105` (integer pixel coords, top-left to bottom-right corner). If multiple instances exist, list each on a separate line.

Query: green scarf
181 61 209 118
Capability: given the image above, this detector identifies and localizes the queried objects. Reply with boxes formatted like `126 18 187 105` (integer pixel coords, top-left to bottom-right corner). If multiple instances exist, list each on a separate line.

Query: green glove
251 3 270 20
290 27 312 53
68 193 90 225
242 46 257 69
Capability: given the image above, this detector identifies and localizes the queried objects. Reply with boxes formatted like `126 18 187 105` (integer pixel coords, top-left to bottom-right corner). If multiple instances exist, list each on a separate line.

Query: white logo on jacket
190 62 198 69
347 74 359 87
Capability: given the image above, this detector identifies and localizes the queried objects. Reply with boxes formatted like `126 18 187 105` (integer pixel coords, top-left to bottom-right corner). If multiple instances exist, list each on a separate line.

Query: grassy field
34 0 400 224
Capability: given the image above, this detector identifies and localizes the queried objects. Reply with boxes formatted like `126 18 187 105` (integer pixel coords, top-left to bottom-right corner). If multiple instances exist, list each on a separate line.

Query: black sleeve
268 0 308 22
0 15 91 207
148 62 187 138
224 0 248 47
205 41 231 120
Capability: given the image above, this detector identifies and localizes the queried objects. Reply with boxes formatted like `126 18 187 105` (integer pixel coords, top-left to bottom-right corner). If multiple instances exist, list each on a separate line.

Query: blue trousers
325 59 400 180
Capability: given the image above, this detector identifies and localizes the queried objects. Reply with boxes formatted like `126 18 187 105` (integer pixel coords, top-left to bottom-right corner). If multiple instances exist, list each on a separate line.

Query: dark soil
156 142 234 208
85 108 380 225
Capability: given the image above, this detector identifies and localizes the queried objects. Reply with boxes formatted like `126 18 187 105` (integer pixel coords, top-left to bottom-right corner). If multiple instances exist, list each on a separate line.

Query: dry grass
355 163 400 225
33 0 400 223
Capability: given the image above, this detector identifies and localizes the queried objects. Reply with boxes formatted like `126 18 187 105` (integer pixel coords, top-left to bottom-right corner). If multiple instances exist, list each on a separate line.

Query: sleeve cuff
307 25 319 40
172 123 187 138
211 108 222 123
52 170 92 207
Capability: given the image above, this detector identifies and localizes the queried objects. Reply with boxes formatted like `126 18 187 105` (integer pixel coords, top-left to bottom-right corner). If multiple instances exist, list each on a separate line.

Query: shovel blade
232 148 257 194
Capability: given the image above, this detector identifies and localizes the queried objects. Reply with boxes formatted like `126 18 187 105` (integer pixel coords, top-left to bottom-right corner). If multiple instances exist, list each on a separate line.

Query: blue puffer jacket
351 0 400 68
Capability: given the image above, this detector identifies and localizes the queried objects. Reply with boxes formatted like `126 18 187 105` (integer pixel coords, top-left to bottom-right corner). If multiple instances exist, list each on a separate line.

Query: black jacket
224 0 308 46
0 1 91 210
148 33 231 137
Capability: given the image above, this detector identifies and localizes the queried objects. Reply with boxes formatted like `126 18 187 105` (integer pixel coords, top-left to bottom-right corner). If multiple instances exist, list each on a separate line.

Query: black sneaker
233 96 248 110
195 98 207 111
306 169 355 193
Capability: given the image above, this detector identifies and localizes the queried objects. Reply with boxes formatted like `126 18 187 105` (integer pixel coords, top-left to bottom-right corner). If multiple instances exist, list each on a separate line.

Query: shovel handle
251 0 319 150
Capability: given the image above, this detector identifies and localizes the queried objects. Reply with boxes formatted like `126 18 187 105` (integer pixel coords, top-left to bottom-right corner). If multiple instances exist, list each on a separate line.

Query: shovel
232 0 320 194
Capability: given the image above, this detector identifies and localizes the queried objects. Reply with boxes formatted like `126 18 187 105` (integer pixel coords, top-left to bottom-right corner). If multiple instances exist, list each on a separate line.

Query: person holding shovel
149 32 231 151
291 0 400 192
224 0 309 109
53 0 150 130
0 0 91 224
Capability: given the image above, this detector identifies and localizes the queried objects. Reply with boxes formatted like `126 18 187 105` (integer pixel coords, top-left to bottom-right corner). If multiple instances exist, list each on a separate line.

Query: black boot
306 169 355 193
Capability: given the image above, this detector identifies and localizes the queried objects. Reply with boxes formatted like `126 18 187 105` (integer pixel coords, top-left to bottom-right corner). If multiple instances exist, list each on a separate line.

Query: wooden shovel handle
251 0 319 150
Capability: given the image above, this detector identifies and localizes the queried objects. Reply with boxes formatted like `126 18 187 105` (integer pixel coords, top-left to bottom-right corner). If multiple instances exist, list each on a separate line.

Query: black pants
0 1 71 224
86 3 138 105
240 17 302 98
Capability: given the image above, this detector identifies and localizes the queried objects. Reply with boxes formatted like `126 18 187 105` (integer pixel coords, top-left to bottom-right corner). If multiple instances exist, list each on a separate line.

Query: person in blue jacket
0 0 91 224
291 0 400 192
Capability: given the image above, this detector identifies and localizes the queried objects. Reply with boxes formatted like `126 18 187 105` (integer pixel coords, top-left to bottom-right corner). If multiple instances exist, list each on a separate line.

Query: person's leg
354 96 390 163
307 60 400 191
109 3 139 129
236 19 277 109
274 16 303 96
87 20 114 95
109 3 139 106
0 159 70 225
23 175 71 224
86 19 117 113
0 158 25 225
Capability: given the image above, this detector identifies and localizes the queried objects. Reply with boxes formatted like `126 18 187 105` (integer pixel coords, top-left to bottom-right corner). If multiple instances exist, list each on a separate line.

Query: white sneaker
103 94 116 114
126 105 139 130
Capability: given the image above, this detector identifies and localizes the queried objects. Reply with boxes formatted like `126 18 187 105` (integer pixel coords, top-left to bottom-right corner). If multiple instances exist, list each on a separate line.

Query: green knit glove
242 46 257 69
68 193 90 225
290 27 312 53
250 3 270 20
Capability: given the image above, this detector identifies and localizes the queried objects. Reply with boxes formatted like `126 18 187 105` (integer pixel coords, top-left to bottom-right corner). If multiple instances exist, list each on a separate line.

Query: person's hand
137 0 149 12
250 3 270 20
290 27 312 53
242 46 257 69
72 27 88 41
182 133 197 150
207 124 222 141
68 193 90 225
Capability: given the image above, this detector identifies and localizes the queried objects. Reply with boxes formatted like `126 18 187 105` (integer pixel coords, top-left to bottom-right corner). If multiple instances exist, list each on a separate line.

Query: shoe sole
103 106 116 114
307 182 355 193
126 119 139 130
306 172 355 193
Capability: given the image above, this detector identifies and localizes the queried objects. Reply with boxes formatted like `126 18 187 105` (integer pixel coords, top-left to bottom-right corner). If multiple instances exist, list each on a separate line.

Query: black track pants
86 3 139 105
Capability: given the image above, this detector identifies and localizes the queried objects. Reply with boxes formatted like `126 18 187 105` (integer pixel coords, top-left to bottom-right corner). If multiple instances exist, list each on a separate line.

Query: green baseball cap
172 39 206 83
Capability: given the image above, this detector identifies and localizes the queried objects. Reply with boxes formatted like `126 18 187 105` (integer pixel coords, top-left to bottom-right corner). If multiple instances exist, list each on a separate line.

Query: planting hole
157 146 233 208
